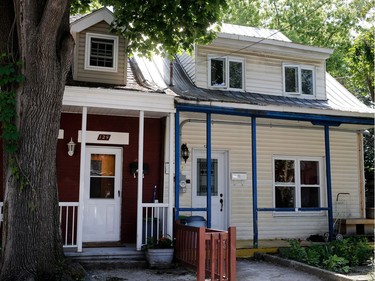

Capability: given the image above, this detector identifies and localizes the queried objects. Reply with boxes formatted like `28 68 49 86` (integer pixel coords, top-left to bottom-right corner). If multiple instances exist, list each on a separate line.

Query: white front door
83 147 122 242
192 150 228 230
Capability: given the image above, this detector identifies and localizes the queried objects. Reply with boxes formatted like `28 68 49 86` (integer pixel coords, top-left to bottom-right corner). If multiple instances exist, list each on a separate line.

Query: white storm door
192 150 228 230
83 147 122 242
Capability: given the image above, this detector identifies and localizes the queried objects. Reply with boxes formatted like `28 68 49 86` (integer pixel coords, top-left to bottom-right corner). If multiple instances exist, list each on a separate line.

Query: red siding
57 113 164 243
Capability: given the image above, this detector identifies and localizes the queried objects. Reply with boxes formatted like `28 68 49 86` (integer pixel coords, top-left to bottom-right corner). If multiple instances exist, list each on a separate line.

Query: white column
136 110 145 250
167 113 175 237
77 106 87 252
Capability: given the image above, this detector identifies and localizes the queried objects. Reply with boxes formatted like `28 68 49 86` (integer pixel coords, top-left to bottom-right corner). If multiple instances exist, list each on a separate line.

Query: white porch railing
0 202 78 248
59 202 79 248
141 203 169 246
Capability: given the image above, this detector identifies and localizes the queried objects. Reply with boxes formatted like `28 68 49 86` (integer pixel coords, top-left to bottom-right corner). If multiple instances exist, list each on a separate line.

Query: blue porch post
206 113 212 228
324 125 334 241
251 117 258 248
175 110 180 219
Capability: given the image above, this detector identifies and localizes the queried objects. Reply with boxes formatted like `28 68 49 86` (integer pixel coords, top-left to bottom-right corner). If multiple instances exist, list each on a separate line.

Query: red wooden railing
175 224 236 281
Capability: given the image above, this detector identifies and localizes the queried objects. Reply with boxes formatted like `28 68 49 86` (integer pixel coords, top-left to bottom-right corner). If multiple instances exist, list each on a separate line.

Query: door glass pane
285 66 299 93
229 61 243 89
90 154 115 199
210 58 226 87
197 158 218 196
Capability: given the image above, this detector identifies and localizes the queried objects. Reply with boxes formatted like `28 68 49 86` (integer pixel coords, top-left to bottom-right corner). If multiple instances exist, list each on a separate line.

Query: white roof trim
63 86 175 113
71 7 114 33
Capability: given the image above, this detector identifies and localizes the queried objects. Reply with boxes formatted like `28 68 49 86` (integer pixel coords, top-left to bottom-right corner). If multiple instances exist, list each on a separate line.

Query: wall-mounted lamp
181 143 190 163
67 138 76 156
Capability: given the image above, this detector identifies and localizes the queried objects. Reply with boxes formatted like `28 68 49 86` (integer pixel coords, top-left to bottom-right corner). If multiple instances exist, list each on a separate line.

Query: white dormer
70 8 127 85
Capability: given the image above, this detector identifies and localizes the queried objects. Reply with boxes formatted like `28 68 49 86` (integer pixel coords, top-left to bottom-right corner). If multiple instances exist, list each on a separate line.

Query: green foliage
104 0 228 58
323 255 350 274
280 238 373 273
144 235 174 249
0 54 23 154
70 0 102 15
279 240 307 262
344 27 374 103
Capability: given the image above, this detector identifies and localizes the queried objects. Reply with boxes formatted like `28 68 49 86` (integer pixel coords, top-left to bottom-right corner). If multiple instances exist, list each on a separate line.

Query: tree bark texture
0 0 74 280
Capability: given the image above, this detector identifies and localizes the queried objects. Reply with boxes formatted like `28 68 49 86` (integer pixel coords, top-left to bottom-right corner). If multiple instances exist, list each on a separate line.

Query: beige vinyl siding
75 21 127 85
176 116 360 240
195 45 327 100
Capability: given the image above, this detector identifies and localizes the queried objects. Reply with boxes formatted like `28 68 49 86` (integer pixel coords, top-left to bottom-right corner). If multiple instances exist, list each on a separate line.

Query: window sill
273 211 326 217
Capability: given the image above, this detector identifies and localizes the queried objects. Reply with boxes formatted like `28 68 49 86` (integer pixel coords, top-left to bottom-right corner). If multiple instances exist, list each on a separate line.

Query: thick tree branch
39 0 68 40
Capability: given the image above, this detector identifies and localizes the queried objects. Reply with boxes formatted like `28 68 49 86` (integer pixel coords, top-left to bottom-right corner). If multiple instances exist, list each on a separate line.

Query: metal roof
220 23 291 42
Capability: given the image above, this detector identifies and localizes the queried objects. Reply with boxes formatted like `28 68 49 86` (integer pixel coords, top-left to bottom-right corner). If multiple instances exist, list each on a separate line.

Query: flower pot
145 248 174 268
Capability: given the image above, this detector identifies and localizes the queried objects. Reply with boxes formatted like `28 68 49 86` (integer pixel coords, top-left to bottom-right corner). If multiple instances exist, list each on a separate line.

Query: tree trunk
0 0 74 280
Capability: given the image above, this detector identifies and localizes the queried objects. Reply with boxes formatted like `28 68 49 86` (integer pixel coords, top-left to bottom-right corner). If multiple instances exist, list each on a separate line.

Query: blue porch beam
325 125 334 241
251 117 258 248
206 113 212 228
175 110 181 219
176 104 374 126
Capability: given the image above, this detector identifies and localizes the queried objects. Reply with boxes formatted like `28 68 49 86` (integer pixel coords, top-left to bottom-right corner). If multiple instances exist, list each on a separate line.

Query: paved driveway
85 259 323 281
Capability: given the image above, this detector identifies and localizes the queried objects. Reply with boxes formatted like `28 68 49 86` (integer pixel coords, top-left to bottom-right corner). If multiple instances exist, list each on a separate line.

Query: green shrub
323 254 350 273
280 238 373 274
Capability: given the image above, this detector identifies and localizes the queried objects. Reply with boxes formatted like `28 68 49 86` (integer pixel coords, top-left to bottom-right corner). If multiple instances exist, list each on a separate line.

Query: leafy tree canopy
101 0 228 58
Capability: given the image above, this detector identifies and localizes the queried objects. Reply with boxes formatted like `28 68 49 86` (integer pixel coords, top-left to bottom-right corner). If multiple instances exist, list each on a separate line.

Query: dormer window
85 33 118 72
283 64 315 96
209 56 244 90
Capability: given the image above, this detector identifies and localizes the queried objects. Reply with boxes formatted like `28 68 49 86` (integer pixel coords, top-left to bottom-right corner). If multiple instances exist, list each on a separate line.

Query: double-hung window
273 156 323 213
85 33 118 72
283 64 315 96
209 56 244 90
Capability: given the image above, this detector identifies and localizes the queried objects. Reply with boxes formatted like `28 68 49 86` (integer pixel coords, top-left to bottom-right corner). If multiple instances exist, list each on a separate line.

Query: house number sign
97 134 111 141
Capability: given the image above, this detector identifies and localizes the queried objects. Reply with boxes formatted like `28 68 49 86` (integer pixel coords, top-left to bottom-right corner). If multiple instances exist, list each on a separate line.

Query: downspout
167 113 175 236
324 125 334 241
357 131 365 218
251 117 258 248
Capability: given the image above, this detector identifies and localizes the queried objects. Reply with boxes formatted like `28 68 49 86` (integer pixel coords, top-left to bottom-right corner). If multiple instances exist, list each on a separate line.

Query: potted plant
143 236 174 268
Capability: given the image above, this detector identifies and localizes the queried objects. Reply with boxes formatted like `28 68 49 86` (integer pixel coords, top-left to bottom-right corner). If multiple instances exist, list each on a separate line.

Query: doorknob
220 198 223 212
118 190 121 197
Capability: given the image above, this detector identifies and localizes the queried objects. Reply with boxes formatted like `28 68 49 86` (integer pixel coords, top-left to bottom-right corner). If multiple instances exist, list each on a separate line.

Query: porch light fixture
67 138 76 156
181 143 190 163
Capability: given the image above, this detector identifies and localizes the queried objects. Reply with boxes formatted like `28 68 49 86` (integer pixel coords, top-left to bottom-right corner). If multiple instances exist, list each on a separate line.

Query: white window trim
85 32 118 73
282 63 316 97
208 55 245 91
272 156 325 217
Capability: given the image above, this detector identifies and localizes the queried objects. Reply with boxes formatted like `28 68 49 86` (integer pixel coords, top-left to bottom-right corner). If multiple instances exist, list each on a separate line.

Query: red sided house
0 8 373 254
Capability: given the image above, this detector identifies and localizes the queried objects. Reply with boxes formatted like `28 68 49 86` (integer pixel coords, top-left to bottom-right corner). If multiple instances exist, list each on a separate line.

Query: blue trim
176 104 374 125
206 113 212 228
325 125 334 241
251 117 258 248
258 208 329 212
175 110 180 220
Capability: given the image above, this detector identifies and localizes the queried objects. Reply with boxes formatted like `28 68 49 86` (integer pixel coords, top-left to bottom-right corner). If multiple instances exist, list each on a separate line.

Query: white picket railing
0 202 78 248
59 202 79 248
141 203 169 245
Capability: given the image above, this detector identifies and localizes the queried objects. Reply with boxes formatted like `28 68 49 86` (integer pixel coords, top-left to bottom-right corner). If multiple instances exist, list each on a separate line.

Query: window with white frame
209 56 244 90
85 33 118 72
273 157 323 212
283 64 315 96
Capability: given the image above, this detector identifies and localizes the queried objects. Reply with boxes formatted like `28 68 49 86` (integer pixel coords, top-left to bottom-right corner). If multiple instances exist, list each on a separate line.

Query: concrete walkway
83 256 373 281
